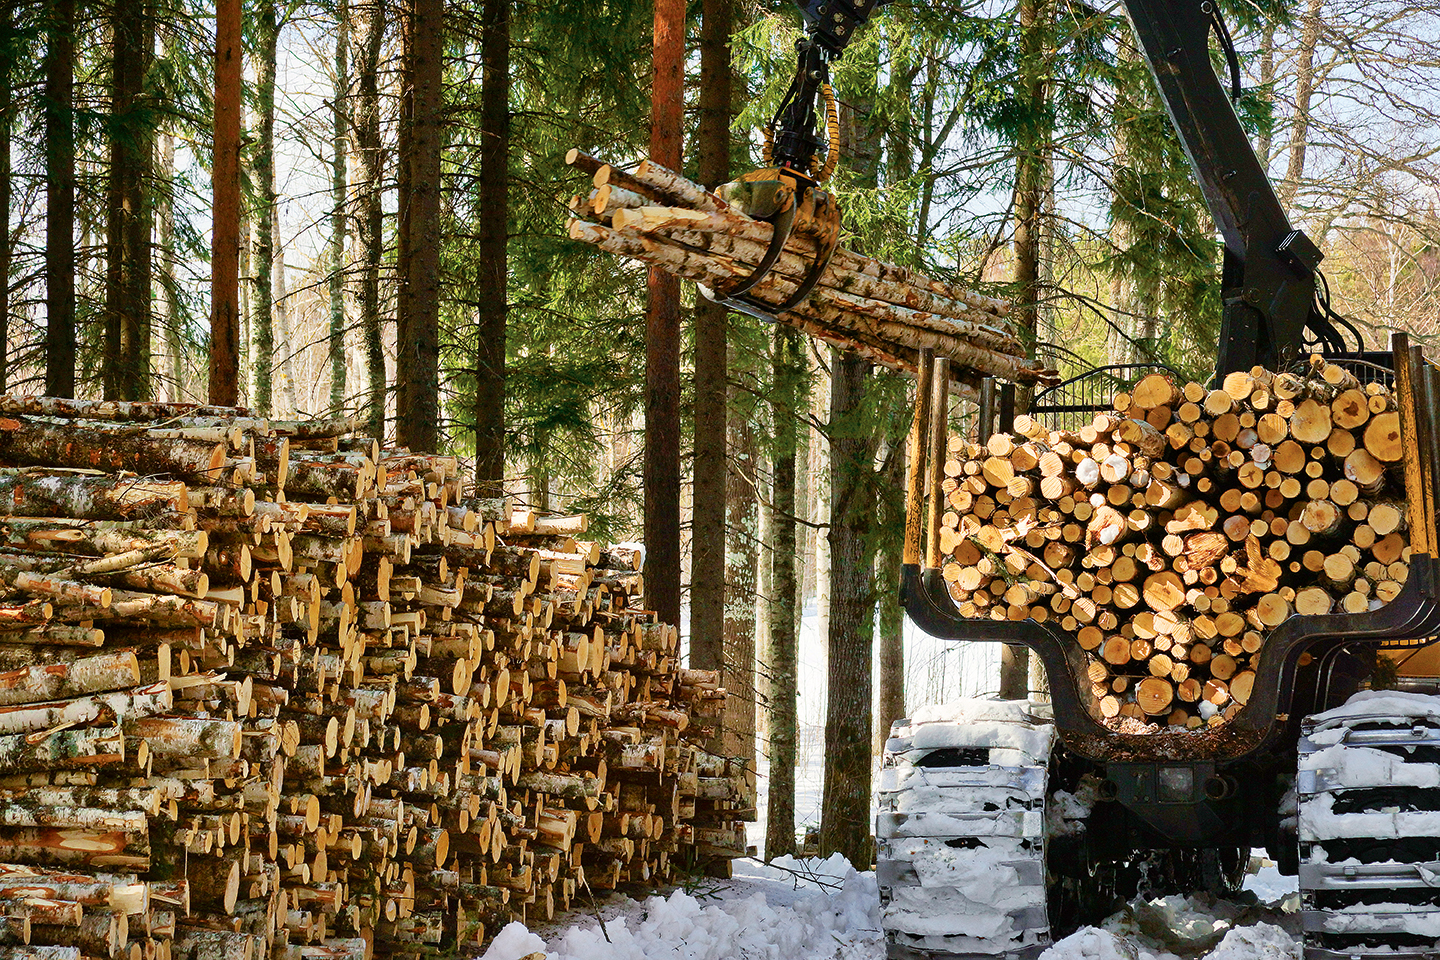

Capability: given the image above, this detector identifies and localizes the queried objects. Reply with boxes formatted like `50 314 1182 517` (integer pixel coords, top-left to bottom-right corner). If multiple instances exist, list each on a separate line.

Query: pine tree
819 345 874 866
105 0 154 400
210 0 242 404
328 0 349 414
765 326 802 860
690 0 731 673
472 0 508 489
873 436 906 755
44 0 75 398
156 127 181 400
723 380 758 766
1278 0 1322 208
0 0 13 392
353 0 386 438
644 0 684 628
396 0 442 452
252 0 279 415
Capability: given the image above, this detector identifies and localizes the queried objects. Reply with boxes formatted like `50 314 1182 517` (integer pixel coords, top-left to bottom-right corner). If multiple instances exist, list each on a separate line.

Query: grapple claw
703 166 842 322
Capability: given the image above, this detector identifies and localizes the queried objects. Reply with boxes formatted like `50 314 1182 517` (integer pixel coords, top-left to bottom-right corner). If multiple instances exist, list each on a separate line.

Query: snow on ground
481 855 882 960
1038 859 1301 960
566 608 1303 960
479 852 1300 959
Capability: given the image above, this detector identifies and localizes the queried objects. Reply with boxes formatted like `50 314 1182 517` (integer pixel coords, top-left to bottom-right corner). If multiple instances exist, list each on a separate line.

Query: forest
1 0 1439 870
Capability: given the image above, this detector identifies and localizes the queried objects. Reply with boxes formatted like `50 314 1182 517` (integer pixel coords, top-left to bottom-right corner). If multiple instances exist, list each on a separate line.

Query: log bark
0 474 187 520
0 729 125 776
0 682 171 736
0 653 139 707
0 420 225 481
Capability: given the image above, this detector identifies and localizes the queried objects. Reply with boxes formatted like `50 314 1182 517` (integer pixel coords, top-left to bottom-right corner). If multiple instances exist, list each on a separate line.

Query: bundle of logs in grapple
0 395 752 960
562 149 1055 391
941 357 1412 731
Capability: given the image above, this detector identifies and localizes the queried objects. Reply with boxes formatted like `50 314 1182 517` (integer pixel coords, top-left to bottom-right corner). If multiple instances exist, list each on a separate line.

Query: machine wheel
875 701 1056 959
1198 846 1248 897
1135 846 1248 900
1044 771 1135 938
1298 691 1440 959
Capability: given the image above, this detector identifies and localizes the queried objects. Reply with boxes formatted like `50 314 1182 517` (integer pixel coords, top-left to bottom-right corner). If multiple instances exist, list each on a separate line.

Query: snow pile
1302 742 1440 790
492 855 881 960
1304 690 1440 737
482 849 1302 960
1036 899 1299 960
480 923 546 960
1039 920 1299 960
908 698 1046 727
1047 775 1102 838
1040 927 1160 960
1205 923 1300 959
1102 893 1252 954
900 697 1056 765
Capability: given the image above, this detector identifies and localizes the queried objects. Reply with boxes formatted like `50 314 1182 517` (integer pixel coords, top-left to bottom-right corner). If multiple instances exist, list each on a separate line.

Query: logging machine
754 1 1440 958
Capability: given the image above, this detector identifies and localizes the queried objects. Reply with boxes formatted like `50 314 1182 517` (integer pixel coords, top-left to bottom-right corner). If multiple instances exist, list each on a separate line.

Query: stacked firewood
0 397 751 959
940 358 1412 730
562 149 1054 391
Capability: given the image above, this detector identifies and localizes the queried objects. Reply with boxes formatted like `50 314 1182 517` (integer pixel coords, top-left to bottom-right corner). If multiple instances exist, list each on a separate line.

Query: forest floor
476 851 1301 959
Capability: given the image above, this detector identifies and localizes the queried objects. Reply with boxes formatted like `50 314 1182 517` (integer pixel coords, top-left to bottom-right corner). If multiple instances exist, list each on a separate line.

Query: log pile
939 358 1414 730
562 149 1054 391
0 396 752 959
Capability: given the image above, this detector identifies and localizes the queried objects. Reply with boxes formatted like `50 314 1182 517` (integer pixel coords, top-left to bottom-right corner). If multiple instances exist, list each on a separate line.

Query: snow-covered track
1299 690 1440 959
876 700 1056 959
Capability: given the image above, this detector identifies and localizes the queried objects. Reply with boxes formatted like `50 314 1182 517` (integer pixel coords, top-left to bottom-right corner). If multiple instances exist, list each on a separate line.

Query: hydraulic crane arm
700 0 889 323
762 0 1361 375
768 0 889 174
1117 0 1356 375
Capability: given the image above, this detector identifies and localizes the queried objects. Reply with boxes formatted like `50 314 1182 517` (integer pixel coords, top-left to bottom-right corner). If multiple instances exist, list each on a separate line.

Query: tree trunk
0 1 10 394
355 0 386 440
644 0 684 628
395 11 413 442
723 390 757 767
819 346 874 867
105 0 153 401
157 130 181 401
1105 45 1135 368
811 364 831 661
874 440 905 758
272 212 299 417
1256 20 1277 168
755 464 771 738
328 0 349 414
209 0 241 405
396 0 441 453
238 200 251 403
44 0 76 398
765 327 800 861
1013 0 1047 351
793 379 810 646
253 0 278 416
472 0 507 491
689 0 730 674
1279 0 1324 208
1002 0 1050 700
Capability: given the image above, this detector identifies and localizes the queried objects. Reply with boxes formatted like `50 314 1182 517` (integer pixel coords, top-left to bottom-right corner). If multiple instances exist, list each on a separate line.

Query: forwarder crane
749 1 1440 958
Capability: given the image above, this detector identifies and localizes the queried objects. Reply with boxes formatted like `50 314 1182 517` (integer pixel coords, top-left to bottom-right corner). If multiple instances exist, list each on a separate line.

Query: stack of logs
563 149 1054 391
940 357 1412 730
0 395 752 960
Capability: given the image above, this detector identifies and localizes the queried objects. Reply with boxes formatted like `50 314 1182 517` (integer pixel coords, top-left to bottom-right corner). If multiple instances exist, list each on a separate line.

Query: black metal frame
1118 0 1354 373
1029 362 1182 421
901 558 1440 765
898 338 1439 855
